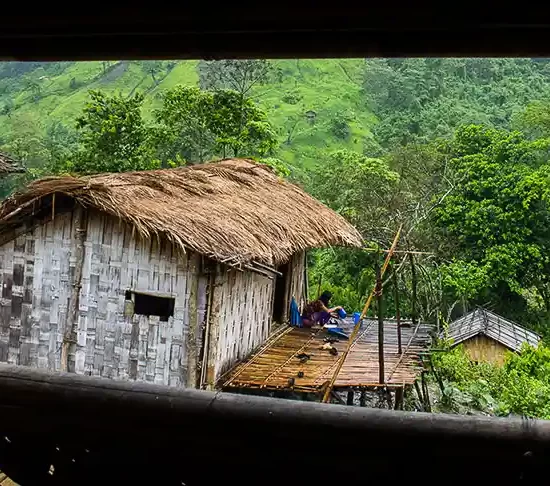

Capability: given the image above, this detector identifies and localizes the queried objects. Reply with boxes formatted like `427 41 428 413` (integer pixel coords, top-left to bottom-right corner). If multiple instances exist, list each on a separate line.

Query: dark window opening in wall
125 291 175 322
272 263 290 323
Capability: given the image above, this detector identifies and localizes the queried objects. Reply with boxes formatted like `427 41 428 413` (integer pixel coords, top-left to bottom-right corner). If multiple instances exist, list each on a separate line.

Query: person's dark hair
319 290 332 305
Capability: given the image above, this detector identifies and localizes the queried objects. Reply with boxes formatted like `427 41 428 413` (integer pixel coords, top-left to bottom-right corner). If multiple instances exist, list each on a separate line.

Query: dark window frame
125 290 175 322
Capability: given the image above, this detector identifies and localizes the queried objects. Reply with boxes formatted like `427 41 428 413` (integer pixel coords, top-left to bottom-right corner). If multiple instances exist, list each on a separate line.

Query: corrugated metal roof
445 308 541 352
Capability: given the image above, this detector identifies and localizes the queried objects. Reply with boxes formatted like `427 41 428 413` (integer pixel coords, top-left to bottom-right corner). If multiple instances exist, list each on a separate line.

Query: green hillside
5 58 550 418
0 59 372 170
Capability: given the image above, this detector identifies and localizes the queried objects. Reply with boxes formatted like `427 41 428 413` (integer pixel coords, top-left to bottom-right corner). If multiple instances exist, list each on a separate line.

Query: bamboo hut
0 159 362 389
445 308 541 365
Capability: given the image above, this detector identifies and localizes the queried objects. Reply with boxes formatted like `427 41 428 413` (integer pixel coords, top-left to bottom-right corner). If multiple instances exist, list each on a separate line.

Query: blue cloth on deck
290 297 302 327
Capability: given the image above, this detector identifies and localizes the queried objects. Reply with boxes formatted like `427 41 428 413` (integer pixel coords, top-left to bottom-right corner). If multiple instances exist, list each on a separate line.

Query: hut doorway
272 263 291 324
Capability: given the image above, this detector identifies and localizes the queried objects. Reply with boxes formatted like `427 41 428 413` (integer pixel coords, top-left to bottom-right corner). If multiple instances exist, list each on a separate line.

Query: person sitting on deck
301 290 343 328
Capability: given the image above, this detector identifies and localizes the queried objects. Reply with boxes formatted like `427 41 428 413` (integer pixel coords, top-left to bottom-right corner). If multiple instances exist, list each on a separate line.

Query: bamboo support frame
321 225 403 403
376 257 384 385
386 318 422 382
393 267 402 354
410 252 418 326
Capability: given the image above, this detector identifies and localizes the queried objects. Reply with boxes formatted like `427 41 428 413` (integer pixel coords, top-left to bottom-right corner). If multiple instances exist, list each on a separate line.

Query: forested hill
2 59 550 172
0 59 373 171
4 59 550 417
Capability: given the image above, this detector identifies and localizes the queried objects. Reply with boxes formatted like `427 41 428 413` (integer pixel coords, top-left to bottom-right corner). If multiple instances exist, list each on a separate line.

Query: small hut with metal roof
445 307 541 365
0 159 362 389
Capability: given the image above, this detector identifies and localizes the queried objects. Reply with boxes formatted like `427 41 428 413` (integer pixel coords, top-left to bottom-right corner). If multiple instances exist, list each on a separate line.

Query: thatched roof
0 159 362 267
0 152 24 175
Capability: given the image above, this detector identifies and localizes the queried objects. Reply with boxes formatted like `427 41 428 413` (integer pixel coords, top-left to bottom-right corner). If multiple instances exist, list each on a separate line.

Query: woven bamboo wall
0 209 207 387
206 266 274 386
288 251 306 311
461 335 510 365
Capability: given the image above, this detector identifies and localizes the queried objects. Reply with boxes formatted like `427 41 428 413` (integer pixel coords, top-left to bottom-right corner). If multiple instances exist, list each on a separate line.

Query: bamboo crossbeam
363 248 433 255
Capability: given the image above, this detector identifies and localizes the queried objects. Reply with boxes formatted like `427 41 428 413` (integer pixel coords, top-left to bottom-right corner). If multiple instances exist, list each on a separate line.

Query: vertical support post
414 380 424 412
316 275 322 299
376 255 384 385
346 390 354 406
303 252 309 303
409 252 418 326
394 386 404 410
186 253 200 388
393 266 402 354
61 204 87 373
199 266 215 389
359 390 366 407
421 370 431 412
205 265 223 390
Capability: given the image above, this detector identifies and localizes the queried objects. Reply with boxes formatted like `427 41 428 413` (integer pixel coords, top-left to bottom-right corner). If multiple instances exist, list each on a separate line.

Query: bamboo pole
409 253 418 326
414 380 424 411
61 205 87 372
303 252 309 302
321 225 403 403
421 370 431 412
363 248 433 255
394 387 404 410
376 256 384 385
393 267 402 354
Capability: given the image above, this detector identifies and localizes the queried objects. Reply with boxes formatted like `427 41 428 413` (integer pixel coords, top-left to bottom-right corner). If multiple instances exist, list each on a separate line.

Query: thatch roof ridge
0 159 363 266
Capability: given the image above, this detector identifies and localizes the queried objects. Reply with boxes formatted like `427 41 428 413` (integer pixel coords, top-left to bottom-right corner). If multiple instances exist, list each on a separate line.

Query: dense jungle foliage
2 58 550 417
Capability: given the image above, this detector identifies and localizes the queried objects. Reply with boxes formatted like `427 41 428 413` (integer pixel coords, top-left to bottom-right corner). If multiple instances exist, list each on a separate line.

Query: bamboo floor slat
223 318 432 391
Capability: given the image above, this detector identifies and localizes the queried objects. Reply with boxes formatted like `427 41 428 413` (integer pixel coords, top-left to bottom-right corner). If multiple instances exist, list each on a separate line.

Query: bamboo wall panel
0 208 310 391
73 211 198 386
0 211 74 372
0 210 204 388
210 267 274 383
288 251 305 312
461 335 510 365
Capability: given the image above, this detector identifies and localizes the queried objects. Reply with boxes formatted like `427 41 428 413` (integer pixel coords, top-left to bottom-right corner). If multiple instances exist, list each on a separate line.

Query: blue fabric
290 297 302 327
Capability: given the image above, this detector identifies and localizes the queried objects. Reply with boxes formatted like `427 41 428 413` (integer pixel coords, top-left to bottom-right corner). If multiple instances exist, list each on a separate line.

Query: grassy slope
0 59 373 169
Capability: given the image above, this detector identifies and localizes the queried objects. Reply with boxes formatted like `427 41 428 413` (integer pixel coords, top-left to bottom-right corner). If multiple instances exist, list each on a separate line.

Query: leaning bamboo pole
321 225 403 403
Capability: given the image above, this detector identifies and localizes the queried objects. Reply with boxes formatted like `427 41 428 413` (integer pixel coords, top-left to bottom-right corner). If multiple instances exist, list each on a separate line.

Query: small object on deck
329 347 338 356
296 353 311 363
297 371 304 378
353 312 361 324
337 308 347 319
323 323 338 329
324 337 339 344
321 343 333 350
288 377 295 387
327 328 349 340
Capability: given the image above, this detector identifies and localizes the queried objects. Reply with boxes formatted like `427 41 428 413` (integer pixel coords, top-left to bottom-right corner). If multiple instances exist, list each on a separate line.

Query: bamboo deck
222 318 433 391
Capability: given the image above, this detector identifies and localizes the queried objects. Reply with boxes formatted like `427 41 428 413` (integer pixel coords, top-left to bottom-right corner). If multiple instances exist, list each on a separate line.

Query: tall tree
152 86 277 165
141 61 164 86
199 60 272 97
67 90 156 174
432 124 550 322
